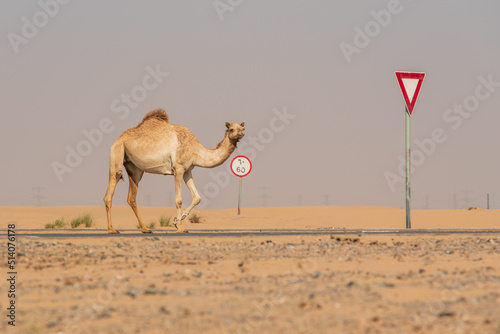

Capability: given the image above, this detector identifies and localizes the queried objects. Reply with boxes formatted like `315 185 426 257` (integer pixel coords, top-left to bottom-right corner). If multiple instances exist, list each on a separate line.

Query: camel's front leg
182 170 201 218
173 168 188 233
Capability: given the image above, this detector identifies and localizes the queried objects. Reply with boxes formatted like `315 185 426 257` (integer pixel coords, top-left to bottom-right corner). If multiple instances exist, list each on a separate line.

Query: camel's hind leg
104 142 125 234
124 161 150 233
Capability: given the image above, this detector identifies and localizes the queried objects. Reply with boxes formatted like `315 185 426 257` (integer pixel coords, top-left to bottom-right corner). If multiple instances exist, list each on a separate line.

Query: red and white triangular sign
395 71 425 116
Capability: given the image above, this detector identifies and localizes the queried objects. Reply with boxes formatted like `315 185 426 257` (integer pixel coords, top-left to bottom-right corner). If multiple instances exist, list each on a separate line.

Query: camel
103 109 245 234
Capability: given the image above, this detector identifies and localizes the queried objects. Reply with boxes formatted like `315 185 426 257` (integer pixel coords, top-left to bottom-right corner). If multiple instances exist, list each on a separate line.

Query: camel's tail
104 140 125 211
109 141 125 182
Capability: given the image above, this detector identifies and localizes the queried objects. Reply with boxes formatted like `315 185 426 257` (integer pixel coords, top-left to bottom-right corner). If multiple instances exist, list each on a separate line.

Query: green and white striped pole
238 177 242 215
231 155 252 216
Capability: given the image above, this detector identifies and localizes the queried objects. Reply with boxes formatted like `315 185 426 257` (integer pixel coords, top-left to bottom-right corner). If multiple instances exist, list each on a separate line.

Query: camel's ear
240 122 245 127
225 122 231 129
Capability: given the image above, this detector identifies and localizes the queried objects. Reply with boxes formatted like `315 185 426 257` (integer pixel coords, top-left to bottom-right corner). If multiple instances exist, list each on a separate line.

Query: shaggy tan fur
135 109 169 128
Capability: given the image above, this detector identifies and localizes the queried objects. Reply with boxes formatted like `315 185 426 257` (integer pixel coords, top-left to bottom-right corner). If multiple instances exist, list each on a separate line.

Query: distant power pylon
32 186 46 206
259 186 271 207
453 191 474 209
462 190 473 208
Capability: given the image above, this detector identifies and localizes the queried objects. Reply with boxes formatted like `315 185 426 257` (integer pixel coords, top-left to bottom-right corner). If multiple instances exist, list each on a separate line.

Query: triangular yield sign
395 71 425 116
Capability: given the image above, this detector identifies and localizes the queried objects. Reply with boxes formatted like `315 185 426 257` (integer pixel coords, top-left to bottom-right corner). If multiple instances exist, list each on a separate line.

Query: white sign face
401 78 419 102
231 155 252 177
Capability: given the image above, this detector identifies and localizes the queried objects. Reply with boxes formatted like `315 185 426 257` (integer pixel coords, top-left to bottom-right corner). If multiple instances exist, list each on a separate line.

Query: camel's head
226 122 245 142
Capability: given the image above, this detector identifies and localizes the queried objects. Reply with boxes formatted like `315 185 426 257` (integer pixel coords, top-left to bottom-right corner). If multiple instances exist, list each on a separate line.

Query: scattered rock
98 310 111 319
346 281 356 288
126 289 138 298
159 306 170 315
46 321 58 328
438 311 455 317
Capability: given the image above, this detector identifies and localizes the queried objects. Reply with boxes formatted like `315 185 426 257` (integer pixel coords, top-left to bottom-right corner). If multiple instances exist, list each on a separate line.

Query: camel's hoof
176 230 188 234
141 230 152 234
108 230 120 234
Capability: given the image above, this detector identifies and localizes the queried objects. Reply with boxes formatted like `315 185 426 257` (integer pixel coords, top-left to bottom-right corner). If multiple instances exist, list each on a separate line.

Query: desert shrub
71 214 93 228
189 213 202 224
159 215 171 227
45 218 65 229
137 222 156 229
54 218 65 228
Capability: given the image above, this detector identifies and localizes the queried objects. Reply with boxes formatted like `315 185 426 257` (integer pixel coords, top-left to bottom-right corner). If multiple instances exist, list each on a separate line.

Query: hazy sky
1 0 499 210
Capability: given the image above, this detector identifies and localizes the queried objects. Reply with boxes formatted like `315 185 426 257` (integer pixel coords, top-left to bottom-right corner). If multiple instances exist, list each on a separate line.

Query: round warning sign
230 155 252 177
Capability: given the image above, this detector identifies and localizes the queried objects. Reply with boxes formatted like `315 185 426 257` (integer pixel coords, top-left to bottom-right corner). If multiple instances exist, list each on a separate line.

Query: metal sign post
395 71 425 229
405 106 411 228
230 155 252 215
238 177 243 215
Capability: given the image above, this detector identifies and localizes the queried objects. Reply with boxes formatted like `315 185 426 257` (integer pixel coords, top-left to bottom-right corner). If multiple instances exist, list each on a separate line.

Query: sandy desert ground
2 205 500 230
1 206 500 334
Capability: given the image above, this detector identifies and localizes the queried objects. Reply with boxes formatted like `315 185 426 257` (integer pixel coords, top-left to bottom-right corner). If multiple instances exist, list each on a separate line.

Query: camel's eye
230 129 234 132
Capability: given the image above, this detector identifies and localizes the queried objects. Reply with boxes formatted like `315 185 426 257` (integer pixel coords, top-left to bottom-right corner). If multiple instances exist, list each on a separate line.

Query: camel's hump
136 109 169 127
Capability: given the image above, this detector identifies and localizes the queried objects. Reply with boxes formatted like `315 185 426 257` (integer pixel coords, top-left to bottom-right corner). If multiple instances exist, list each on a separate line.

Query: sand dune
2 205 499 231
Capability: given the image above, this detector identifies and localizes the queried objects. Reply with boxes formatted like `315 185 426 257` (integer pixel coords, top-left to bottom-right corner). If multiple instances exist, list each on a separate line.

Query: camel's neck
194 132 237 168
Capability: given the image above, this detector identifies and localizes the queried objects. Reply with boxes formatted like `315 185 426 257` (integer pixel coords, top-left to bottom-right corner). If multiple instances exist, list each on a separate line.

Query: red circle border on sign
230 155 252 177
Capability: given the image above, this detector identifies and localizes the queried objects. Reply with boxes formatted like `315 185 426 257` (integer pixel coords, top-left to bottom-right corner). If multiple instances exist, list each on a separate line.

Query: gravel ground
1 234 499 334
